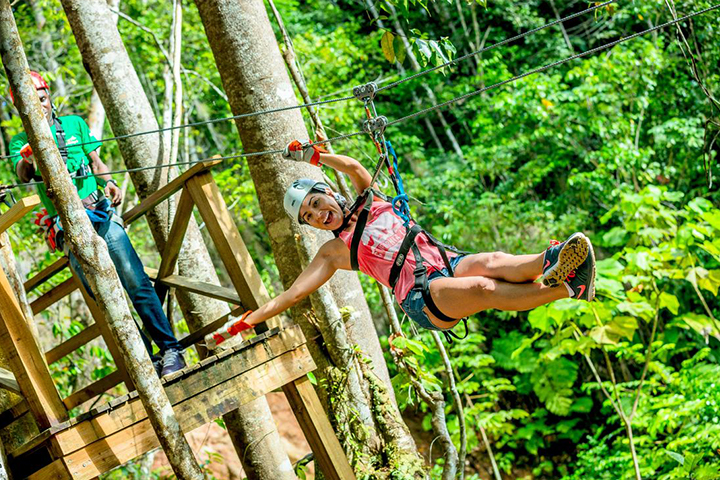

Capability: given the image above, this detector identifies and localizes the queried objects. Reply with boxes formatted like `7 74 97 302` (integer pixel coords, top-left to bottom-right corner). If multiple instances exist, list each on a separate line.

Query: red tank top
338 200 456 304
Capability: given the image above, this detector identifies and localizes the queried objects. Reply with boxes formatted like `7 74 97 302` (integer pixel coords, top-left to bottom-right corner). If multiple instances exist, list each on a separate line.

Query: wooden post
0 265 67 428
283 377 356 480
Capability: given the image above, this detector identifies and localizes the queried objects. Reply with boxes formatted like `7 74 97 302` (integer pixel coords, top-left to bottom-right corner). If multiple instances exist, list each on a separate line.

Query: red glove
205 310 254 350
19 143 33 162
282 140 327 166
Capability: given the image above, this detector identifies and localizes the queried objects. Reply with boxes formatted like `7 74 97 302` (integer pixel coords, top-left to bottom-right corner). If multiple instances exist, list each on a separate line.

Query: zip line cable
0 1 610 161
0 92 356 161
2 4 717 191
1 130 366 190
387 3 720 128
377 0 615 93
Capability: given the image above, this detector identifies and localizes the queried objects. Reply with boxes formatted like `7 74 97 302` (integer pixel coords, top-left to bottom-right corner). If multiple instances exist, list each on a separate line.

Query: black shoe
564 239 596 301
151 354 163 377
160 349 186 378
542 232 590 287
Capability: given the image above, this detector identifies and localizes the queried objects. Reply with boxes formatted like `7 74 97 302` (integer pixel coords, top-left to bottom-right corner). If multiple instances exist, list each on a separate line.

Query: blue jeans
400 255 466 331
61 219 182 355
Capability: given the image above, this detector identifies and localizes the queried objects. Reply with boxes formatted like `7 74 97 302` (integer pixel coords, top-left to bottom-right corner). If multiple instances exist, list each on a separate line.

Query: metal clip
353 82 378 102
0 186 15 208
362 115 388 135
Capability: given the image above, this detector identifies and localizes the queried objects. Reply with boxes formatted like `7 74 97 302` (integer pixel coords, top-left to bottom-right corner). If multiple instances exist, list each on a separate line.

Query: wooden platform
9 325 312 480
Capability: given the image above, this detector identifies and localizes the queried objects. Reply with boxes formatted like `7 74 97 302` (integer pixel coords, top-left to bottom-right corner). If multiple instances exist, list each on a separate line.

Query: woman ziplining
205 141 596 348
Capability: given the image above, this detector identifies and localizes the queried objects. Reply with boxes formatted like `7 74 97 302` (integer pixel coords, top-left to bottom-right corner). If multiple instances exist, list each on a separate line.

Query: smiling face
299 188 345 230
37 89 52 123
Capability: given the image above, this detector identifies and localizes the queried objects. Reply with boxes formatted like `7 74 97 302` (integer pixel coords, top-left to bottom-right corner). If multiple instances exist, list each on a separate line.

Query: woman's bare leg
453 251 545 283
425 275 567 328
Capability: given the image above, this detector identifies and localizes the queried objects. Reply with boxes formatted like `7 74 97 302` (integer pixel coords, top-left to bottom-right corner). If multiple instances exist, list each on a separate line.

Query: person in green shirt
9 71 185 377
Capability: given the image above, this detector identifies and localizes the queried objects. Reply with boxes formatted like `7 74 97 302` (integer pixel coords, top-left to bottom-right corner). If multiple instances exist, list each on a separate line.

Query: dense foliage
1 0 718 478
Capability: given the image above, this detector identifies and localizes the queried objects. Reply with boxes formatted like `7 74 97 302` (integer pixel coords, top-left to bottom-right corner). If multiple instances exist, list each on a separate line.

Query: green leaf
528 304 553 332
381 31 395 63
698 269 720 296
665 450 684 465
659 292 680 315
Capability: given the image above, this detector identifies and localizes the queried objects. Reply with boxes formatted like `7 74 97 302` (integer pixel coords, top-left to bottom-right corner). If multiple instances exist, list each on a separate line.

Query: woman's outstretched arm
243 238 350 327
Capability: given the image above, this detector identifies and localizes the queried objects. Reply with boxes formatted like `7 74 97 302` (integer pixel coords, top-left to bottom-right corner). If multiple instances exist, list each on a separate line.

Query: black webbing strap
349 189 374 271
53 116 68 164
388 224 422 290
410 242 470 344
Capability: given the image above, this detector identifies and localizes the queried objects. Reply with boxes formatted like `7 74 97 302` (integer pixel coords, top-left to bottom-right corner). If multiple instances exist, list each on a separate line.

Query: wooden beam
0 195 40 235
121 158 221 226
186 172 273 310
283 376 356 480
0 367 20 394
52 325 306 456
60 346 315 480
154 188 195 305
0 267 67 428
62 370 123 411
26 458 72 480
45 323 101 365
30 276 78 315
24 258 69 293
145 268 242 306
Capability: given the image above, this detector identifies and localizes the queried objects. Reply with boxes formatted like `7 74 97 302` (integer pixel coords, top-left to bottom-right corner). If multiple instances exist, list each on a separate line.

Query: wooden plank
121 158 221 226
145 268 242 305
0 267 67 429
52 325 306 455
0 195 40 235
62 370 123 411
24 257 69 293
154 189 195 306
45 323 101 365
0 367 21 394
61 346 315 480
30 276 78 315
283 376 356 480
186 172 273 310
26 458 72 480
74 276 134 390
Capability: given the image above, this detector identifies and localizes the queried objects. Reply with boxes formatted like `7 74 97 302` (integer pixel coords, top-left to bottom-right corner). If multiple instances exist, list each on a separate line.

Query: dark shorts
400 255 466 331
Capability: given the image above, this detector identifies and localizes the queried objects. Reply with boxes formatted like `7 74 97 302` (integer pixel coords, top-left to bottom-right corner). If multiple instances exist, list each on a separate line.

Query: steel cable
387 4 720 128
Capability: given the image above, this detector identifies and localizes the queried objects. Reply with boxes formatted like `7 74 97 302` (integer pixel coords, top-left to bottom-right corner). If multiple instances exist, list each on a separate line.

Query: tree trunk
192 0 423 475
59 1 294 477
86 0 120 139
0 6 204 478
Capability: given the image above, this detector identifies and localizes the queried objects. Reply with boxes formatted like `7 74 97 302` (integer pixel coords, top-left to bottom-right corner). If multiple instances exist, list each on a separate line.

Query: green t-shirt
9 115 102 217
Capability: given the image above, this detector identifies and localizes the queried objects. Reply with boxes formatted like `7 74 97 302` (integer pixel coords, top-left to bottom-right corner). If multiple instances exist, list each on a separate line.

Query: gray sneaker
160 349 186 378
542 232 590 287
151 354 163 377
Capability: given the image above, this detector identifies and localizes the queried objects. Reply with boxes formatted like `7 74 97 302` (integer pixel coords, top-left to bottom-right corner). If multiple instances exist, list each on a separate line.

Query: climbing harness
336 84 471 343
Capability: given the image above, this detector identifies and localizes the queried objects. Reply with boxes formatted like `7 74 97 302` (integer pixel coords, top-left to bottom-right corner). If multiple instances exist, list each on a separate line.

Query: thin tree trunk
382 1 465 159
87 0 120 140
58 1 293 477
0 7 204 478
193 0 423 475
364 0 444 154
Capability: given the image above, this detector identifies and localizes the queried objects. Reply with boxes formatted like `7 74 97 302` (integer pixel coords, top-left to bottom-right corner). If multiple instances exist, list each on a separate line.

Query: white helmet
284 179 328 223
